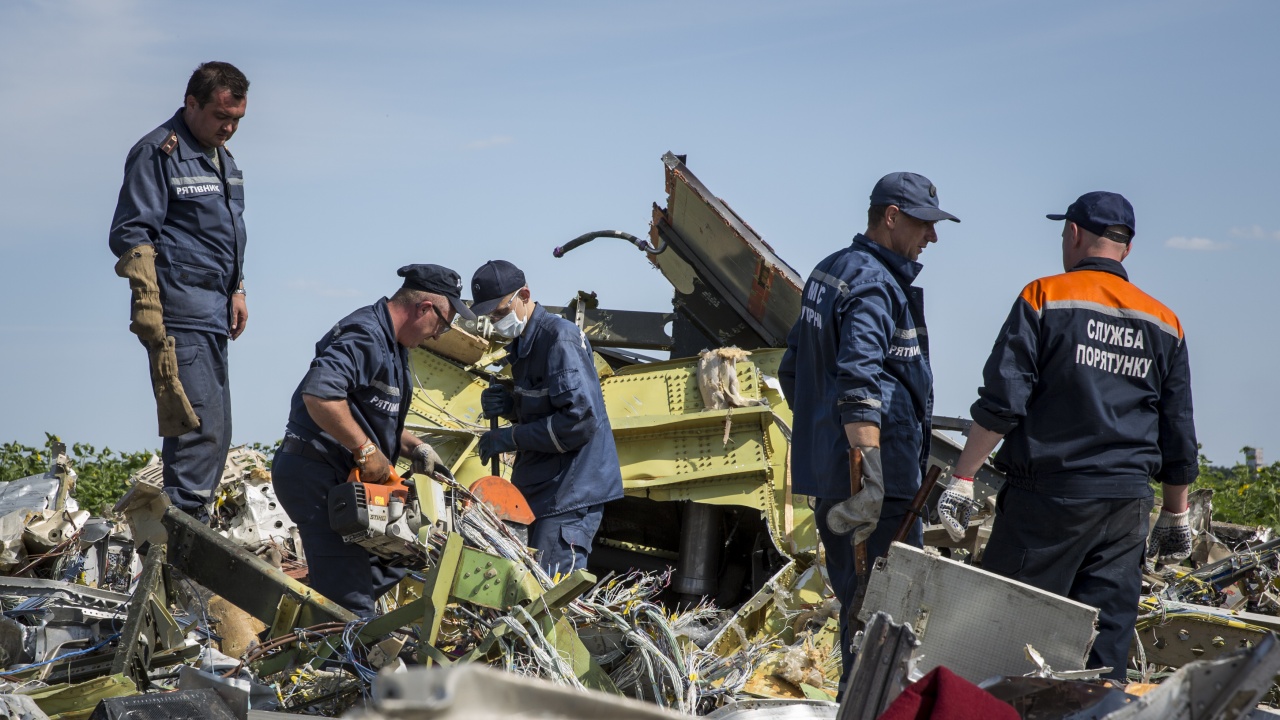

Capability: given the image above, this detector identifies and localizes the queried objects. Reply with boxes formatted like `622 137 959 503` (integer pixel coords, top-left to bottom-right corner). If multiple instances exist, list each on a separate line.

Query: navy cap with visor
470 260 528 316
869 172 960 223
397 264 476 321
1047 191 1136 242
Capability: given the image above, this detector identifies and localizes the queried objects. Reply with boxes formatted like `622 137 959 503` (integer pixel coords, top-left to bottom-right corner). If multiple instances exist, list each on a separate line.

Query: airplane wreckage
0 153 1279 719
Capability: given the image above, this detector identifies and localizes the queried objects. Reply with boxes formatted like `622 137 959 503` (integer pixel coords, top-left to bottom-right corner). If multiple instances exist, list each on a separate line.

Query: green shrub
1194 447 1280 531
0 434 154 515
0 434 284 516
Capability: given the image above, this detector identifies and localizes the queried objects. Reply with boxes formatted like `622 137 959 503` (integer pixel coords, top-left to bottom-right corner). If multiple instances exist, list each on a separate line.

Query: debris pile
1 153 1278 720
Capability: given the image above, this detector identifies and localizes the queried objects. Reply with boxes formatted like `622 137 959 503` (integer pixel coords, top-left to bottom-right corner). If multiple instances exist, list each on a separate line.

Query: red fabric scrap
876 666 1018 720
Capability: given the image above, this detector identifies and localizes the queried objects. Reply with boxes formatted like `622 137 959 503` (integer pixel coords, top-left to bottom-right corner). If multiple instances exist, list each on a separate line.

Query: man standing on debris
469 260 624 577
272 265 473 615
108 62 251 522
936 192 1197 680
779 173 959 686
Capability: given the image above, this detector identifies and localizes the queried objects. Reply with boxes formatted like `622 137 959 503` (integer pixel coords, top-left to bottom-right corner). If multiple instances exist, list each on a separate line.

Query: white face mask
492 297 527 338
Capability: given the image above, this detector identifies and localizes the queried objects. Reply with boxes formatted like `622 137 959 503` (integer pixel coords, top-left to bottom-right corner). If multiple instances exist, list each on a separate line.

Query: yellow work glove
147 336 201 437
113 244 166 346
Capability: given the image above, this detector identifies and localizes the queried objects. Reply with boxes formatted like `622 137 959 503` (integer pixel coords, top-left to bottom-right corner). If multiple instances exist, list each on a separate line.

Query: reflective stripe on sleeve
546 416 566 453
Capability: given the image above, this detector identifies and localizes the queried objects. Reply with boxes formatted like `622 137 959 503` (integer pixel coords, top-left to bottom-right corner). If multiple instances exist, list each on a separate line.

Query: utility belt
1002 472 1153 500
280 436 337 465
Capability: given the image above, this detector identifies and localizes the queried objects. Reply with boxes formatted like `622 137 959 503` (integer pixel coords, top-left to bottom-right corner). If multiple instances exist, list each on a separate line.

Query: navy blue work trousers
271 451 407 617
816 496 924 688
982 485 1153 681
162 330 232 518
528 504 604 578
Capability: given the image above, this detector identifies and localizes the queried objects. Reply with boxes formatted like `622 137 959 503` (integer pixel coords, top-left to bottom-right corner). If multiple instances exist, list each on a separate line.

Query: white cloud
1165 236 1229 251
1229 225 1280 241
463 135 514 150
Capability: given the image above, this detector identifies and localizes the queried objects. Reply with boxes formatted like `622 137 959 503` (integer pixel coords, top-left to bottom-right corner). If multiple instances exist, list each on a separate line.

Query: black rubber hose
553 230 666 258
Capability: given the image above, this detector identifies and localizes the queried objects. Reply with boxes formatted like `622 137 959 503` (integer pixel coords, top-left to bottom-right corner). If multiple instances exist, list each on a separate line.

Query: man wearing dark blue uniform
109 62 251 520
938 192 1197 680
272 265 473 615
779 172 959 687
469 260 624 577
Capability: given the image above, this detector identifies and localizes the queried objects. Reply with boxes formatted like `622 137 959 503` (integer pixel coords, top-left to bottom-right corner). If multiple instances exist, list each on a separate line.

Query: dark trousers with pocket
528 504 604 578
162 330 232 518
816 496 924 689
271 450 407 617
981 484 1153 681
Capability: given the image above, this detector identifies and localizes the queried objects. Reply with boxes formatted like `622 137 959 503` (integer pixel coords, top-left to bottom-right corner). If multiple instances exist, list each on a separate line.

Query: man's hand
478 427 517 466
411 442 453 480
937 475 976 542
826 446 884 544
356 444 393 485
230 293 249 340
481 384 514 419
1149 508 1192 565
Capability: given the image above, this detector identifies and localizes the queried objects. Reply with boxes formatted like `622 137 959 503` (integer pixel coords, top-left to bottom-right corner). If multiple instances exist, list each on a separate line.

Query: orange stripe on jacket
1019 269 1184 339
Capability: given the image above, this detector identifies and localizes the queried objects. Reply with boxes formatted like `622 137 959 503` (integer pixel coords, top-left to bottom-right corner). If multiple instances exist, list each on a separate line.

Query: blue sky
1 0 1276 466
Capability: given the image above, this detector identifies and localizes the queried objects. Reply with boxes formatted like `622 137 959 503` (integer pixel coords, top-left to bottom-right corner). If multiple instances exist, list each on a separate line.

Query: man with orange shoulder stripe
937 191 1197 681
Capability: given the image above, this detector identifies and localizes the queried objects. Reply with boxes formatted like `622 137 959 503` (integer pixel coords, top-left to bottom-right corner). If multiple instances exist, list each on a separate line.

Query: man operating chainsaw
469 260 624 577
271 264 474 615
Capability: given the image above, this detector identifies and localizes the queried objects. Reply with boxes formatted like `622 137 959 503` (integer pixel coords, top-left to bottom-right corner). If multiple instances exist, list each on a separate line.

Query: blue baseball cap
470 260 527 316
397 264 476 321
869 172 960 223
1047 191 1135 240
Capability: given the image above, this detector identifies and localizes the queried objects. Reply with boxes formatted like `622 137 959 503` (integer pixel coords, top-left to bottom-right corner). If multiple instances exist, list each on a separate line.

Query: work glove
826 446 884 545
1148 508 1192 565
355 443 393 485
411 442 453 480
478 427 518 466
937 475 976 542
114 244 167 347
146 336 201 437
481 384 515 420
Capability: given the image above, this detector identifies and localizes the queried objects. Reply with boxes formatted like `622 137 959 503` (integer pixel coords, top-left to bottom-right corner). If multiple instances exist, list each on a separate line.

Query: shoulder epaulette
159 131 179 156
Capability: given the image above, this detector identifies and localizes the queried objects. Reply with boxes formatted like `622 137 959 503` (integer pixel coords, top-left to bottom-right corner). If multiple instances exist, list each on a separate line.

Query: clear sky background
1 0 1276 466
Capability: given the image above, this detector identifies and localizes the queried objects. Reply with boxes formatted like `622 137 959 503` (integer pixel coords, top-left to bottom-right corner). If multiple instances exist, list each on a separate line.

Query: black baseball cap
869 172 960 223
397 264 476 321
470 260 527 316
1047 191 1135 240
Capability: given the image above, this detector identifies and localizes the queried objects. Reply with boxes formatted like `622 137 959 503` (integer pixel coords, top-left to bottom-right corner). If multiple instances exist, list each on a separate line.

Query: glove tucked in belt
117 244 200 437
826 446 884 545
114 244 167 346
147 336 200 437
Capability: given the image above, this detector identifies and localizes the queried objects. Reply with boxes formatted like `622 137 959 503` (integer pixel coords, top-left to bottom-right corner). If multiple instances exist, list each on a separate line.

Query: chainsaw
328 468 427 566
328 467 537 566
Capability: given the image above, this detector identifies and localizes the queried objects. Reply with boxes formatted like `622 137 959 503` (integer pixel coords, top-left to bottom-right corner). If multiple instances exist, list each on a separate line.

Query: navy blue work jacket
284 298 411 471
502 304 624 517
779 234 934 500
109 109 247 336
972 257 1198 498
